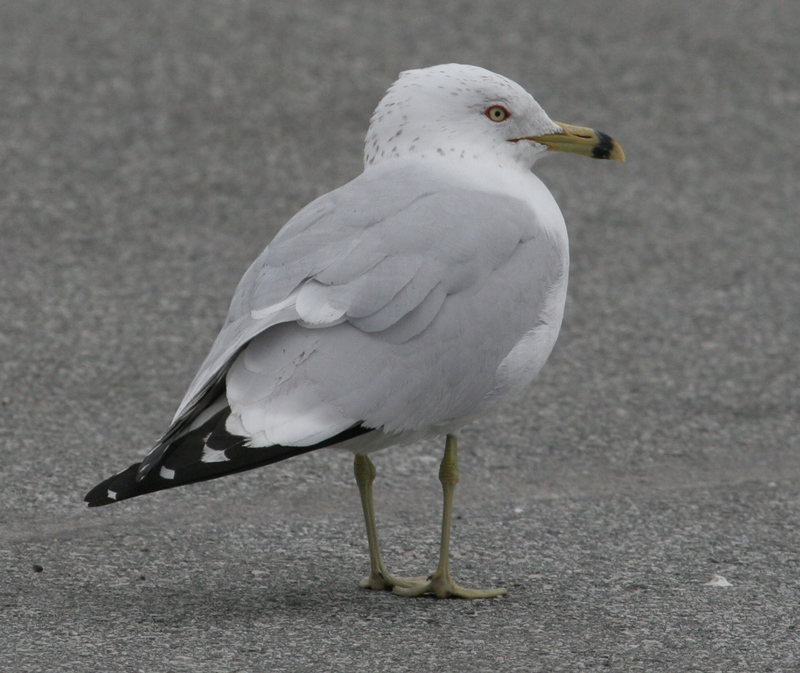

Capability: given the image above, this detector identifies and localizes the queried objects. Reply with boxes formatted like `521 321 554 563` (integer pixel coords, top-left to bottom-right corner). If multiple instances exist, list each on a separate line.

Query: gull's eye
485 105 510 122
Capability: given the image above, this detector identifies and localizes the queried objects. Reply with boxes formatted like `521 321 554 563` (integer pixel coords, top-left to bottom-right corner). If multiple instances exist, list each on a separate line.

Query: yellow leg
393 434 508 599
354 454 425 591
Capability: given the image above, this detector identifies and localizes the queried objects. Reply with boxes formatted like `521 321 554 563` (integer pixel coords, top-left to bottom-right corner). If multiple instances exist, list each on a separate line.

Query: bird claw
359 571 428 591
391 575 508 599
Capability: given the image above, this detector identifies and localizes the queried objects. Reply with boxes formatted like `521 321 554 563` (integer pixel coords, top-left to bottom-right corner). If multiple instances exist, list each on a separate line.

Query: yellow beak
526 122 625 162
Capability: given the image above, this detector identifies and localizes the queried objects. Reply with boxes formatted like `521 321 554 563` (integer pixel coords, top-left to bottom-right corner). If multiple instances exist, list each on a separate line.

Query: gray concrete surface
2 1 799 671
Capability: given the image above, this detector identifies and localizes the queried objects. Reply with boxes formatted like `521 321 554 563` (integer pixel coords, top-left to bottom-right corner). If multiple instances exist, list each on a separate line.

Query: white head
364 64 561 170
364 64 624 171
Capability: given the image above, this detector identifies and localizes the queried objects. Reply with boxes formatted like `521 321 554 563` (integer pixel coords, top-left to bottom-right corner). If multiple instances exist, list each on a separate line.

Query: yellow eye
485 105 510 122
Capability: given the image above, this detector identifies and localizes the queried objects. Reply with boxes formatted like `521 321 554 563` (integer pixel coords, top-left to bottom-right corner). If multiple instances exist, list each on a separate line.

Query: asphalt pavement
2 1 799 671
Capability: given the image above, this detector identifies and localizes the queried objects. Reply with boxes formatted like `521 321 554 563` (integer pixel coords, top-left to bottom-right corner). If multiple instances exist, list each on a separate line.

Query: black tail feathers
85 407 370 507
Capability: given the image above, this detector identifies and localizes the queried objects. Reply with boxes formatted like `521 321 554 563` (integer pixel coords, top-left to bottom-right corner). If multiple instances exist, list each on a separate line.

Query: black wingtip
84 464 143 507
85 412 374 507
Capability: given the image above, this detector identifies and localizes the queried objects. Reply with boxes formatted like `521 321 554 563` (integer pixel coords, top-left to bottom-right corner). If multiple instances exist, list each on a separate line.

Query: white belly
488 264 568 403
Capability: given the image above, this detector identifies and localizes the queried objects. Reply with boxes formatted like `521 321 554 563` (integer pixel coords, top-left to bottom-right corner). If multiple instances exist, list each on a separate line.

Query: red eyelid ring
485 105 511 122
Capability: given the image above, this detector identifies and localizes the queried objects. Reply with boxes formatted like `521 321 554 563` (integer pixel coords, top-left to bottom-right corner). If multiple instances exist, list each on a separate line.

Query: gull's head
364 63 623 170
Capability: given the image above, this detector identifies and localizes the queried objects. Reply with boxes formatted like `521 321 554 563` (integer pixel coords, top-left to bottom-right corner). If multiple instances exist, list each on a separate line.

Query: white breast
489 267 568 400
478 164 570 405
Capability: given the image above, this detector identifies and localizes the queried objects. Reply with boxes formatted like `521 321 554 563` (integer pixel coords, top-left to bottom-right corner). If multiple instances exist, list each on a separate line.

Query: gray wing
140 163 564 475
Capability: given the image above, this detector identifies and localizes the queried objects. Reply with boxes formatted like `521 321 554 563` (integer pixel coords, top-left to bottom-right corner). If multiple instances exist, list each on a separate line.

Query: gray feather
138 162 563 478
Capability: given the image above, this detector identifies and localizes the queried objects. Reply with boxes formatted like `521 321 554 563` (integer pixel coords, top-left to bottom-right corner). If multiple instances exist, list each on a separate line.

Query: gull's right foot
359 569 428 591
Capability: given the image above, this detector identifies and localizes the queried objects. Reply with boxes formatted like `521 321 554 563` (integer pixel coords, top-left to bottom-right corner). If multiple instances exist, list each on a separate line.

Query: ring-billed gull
86 63 624 599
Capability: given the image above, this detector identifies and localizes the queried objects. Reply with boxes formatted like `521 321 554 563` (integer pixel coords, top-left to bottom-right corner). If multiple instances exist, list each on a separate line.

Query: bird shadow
84 568 508 630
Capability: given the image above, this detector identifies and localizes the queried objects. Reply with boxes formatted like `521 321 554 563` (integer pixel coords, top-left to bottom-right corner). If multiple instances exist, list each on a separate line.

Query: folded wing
128 163 561 489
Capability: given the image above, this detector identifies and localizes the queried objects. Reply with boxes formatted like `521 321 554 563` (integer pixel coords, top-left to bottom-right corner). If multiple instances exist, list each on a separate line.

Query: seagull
85 63 624 598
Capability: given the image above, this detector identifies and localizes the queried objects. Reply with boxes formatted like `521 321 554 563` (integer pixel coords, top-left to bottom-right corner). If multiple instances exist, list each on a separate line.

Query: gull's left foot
391 572 507 599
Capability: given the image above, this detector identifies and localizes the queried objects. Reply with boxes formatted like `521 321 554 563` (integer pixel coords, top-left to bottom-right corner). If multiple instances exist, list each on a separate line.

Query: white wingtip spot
201 446 230 463
107 490 117 501
159 466 176 480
